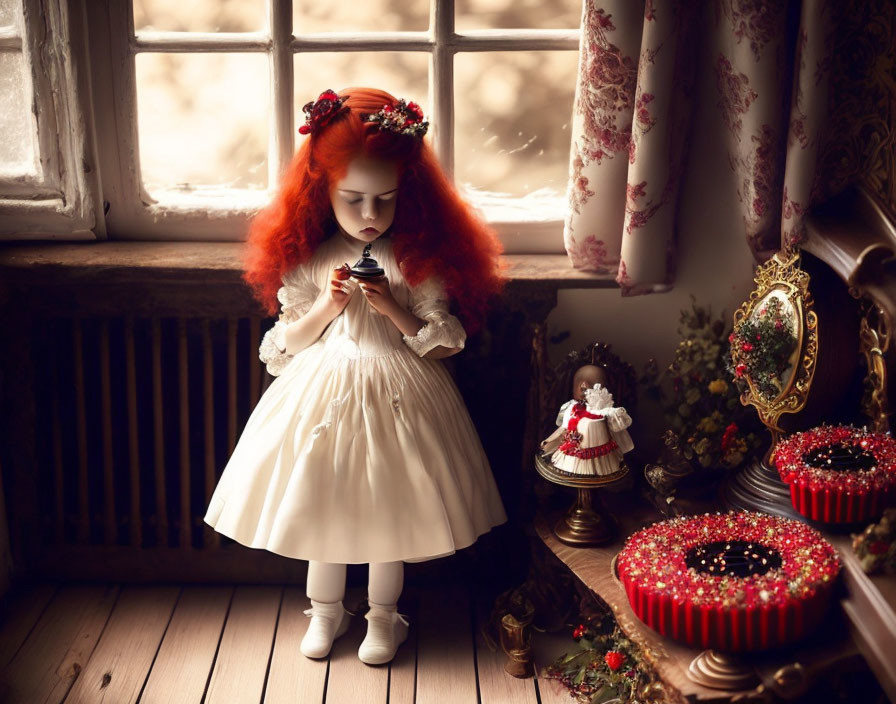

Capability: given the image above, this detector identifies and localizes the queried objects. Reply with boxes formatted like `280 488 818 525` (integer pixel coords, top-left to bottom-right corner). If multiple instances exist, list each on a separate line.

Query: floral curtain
564 0 697 295
564 0 895 291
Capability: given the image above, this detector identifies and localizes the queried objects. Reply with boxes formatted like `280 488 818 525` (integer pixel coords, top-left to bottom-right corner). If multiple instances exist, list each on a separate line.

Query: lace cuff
258 266 319 376
402 311 466 358
606 407 632 433
259 326 294 376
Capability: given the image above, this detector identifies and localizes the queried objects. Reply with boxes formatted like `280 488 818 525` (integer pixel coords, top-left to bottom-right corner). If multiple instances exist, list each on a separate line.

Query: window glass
454 50 577 199
0 51 36 177
133 0 266 33
455 0 581 31
292 0 428 33
135 53 269 194
0 0 20 28
293 52 429 133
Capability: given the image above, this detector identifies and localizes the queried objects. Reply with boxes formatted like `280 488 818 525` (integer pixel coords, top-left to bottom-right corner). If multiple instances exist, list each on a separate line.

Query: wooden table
534 499 892 703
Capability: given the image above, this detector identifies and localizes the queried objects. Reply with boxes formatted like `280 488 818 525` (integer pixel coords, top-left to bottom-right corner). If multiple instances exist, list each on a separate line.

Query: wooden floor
0 582 576 704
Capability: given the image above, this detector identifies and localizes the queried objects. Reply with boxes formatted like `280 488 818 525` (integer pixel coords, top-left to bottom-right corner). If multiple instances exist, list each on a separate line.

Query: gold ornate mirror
723 250 823 519
729 250 818 443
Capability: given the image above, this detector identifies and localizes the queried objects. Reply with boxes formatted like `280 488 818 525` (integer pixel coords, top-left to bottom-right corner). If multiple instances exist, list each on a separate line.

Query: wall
545 42 759 452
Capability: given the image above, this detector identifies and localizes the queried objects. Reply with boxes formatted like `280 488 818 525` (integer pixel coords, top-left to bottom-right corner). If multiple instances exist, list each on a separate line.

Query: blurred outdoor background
132 0 581 211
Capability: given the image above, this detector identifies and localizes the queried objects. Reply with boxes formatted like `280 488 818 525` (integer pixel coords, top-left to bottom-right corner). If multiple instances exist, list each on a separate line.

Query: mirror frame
730 250 819 433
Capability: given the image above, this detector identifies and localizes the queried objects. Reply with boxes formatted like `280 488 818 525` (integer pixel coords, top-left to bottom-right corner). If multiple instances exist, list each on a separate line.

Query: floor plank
473 596 538 704
205 585 281 704
0 582 57 668
0 584 119 704
325 590 389 704
263 587 327 704
387 591 418 704
416 585 478 704
532 629 578 704
64 585 180 704
139 585 233 704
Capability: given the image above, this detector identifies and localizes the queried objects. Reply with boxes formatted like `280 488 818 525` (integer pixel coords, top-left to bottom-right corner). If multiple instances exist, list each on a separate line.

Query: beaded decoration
616 511 840 609
365 99 429 138
775 425 896 495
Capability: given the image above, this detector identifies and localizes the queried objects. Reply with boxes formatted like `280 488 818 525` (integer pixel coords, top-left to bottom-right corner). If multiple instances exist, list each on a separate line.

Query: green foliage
642 299 762 471
728 295 795 400
544 611 655 704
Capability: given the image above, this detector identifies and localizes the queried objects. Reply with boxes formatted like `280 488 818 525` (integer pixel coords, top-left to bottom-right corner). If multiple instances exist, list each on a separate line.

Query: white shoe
300 600 351 659
358 602 409 665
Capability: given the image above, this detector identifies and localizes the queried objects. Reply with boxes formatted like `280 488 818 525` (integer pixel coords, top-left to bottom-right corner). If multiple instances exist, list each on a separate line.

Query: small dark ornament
349 243 385 279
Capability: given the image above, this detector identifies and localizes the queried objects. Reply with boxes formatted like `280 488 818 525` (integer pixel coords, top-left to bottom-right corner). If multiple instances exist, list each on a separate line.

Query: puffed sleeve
605 406 632 433
402 275 466 358
258 264 320 376
555 399 574 427
605 407 634 453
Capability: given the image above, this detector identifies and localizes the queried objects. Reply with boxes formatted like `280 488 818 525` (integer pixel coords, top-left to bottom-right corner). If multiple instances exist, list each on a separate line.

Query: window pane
136 53 269 194
134 0 266 33
0 51 36 177
292 0 428 33
0 0 21 29
454 51 576 199
293 52 429 131
456 0 581 30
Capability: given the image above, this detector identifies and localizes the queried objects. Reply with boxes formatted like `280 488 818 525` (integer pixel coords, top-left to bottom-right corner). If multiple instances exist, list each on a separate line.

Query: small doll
541 365 634 477
203 88 507 665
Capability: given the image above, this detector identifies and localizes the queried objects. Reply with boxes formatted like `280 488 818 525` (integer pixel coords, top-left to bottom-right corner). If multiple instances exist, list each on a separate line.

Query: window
0 0 100 238
9 0 582 250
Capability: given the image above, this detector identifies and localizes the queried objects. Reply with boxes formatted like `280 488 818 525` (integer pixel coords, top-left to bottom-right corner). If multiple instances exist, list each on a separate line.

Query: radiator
32 315 272 552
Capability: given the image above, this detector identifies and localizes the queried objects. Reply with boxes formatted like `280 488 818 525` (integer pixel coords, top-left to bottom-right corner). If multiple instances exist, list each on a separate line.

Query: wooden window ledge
0 242 617 291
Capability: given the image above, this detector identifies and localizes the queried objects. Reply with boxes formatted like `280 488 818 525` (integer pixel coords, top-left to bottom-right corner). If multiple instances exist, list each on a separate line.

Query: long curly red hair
244 87 504 331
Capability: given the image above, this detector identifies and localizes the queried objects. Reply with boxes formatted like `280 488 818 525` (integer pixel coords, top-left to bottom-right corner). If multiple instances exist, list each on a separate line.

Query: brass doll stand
535 452 628 546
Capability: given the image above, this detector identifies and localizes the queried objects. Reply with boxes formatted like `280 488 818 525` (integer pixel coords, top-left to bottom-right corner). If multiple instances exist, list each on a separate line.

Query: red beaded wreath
775 425 896 522
616 511 840 651
617 511 839 610
775 425 896 494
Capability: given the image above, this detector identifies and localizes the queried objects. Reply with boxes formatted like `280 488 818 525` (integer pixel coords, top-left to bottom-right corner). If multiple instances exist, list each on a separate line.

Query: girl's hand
359 275 426 337
321 265 355 316
358 275 398 316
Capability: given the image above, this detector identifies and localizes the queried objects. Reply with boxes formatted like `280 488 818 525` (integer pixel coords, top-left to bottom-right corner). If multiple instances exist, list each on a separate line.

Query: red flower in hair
405 101 424 124
298 89 347 135
365 98 429 138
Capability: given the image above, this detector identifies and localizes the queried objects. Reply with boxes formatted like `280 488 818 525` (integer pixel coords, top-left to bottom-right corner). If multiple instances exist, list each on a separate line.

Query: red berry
604 651 625 671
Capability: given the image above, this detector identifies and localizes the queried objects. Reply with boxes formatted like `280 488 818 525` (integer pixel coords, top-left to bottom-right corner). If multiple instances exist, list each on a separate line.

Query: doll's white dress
203 234 507 564
540 385 634 476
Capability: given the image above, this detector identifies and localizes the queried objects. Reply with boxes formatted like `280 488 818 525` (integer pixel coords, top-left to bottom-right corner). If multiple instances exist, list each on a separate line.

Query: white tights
306 560 404 605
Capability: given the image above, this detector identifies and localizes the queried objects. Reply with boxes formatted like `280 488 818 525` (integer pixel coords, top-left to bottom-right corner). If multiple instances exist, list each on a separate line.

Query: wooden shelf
535 502 867 702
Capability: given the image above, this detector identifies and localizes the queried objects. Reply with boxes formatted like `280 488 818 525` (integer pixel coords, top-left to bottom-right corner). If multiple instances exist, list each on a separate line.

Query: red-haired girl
204 88 506 665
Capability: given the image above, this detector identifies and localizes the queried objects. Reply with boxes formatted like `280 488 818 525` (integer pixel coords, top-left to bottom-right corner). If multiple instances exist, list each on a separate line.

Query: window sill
0 241 617 290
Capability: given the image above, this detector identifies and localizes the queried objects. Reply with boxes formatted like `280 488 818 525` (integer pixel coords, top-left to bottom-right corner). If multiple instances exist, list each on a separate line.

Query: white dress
541 385 634 476
203 234 507 564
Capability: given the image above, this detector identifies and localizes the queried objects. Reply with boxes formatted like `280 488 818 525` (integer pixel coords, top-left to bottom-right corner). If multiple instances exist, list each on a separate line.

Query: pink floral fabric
714 0 894 255
564 0 697 294
714 0 830 258
566 0 891 284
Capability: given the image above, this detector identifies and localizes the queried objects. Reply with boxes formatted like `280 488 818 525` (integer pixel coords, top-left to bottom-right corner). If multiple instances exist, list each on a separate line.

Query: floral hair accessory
365 99 429 138
298 89 348 136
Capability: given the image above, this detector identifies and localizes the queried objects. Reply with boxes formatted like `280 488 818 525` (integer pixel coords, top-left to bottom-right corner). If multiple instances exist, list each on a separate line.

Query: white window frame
87 0 579 252
0 0 101 239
